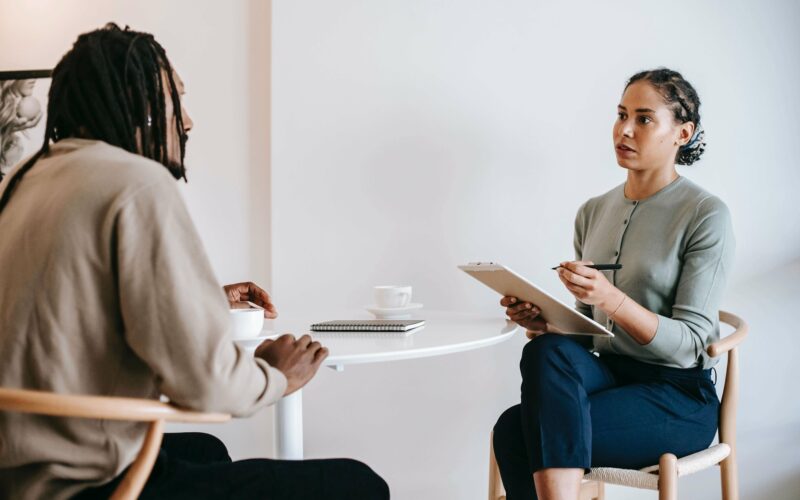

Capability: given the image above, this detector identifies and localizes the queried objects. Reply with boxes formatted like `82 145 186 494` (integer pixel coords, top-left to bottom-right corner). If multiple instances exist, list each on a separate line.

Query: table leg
275 389 303 459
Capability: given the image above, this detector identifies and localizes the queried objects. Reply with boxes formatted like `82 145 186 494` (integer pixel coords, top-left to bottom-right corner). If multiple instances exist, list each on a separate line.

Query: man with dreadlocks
0 24 389 500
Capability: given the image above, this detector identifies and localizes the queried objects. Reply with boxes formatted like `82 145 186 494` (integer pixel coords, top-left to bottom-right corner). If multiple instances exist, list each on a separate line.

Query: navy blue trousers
493 334 719 500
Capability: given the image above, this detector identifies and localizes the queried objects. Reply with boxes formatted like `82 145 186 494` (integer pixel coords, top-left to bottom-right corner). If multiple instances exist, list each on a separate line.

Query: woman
493 68 734 499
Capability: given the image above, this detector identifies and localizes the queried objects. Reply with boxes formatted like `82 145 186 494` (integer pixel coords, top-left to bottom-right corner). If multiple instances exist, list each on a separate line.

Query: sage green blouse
574 176 735 369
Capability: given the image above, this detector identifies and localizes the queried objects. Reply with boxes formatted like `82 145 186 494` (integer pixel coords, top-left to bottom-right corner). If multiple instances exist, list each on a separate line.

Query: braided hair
626 68 706 166
0 23 187 215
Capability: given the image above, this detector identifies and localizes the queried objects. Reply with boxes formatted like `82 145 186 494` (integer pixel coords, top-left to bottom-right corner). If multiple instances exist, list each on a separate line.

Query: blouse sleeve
571 202 596 350
573 201 594 319
640 196 735 367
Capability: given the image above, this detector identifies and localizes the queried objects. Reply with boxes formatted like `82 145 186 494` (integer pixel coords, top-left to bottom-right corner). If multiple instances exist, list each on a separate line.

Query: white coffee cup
374 285 412 308
229 307 265 339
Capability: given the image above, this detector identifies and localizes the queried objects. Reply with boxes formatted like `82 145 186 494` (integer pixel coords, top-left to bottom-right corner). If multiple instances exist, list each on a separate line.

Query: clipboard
458 262 614 337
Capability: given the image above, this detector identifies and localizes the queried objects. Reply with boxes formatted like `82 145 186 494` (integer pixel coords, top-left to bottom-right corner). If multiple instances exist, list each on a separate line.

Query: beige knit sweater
0 139 286 500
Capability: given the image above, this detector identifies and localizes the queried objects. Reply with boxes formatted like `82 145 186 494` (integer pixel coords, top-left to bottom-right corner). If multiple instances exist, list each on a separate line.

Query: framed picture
0 69 52 180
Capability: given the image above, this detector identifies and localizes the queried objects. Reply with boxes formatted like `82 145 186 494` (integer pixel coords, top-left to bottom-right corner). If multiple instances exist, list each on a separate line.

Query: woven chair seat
584 443 731 490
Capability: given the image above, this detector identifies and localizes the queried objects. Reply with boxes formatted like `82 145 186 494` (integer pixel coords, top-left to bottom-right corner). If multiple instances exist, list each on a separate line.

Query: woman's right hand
501 296 547 338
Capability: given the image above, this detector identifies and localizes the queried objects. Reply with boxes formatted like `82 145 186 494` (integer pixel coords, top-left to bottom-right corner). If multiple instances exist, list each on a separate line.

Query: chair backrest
0 387 230 500
711 311 748 449
708 310 748 500
0 387 230 423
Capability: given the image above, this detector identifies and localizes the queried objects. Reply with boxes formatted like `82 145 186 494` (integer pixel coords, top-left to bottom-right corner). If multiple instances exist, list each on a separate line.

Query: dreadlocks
0 23 187 215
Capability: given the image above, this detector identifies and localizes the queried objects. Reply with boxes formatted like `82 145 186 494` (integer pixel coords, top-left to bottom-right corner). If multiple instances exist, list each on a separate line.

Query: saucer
365 303 423 319
232 331 277 345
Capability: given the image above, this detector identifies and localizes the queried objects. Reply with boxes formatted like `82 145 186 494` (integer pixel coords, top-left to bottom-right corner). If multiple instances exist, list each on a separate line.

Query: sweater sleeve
640 197 735 367
113 177 286 416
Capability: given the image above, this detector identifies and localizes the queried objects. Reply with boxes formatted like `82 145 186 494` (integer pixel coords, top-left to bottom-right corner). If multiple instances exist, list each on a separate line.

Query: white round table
235 310 520 459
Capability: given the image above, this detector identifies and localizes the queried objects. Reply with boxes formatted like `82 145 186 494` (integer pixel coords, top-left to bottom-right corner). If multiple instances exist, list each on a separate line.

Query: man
0 24 389 499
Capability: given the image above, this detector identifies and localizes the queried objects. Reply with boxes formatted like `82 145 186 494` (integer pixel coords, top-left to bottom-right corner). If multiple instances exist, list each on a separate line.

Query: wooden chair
0 388 230 500
488 310 748 500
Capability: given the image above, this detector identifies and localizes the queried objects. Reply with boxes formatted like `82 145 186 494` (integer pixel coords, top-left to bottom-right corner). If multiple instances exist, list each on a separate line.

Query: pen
551 264 623 271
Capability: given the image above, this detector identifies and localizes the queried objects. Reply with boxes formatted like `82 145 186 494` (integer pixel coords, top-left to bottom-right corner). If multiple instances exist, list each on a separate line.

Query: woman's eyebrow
618 105 655 113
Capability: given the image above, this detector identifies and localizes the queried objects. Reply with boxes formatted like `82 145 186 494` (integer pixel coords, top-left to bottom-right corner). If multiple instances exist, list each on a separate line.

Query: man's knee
192 433 229 461
162 432 232 463
333 459 390 499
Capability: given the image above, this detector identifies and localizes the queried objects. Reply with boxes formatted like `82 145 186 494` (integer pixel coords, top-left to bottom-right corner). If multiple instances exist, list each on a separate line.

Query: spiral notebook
310 319 425 332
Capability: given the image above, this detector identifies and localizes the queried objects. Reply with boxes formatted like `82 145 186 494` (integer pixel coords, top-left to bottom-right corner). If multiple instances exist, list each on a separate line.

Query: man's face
163 70 193 169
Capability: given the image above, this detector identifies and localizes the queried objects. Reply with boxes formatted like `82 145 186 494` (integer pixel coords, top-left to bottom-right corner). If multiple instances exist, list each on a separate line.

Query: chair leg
720 450 739 500
658 453 678 500
579 479 604 500
110 419 165 500
596 480 605 500
488 431 506 500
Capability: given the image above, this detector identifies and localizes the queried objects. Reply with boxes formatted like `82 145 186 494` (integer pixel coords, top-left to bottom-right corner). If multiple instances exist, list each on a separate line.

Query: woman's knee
521 333 570 369
493 405 522 454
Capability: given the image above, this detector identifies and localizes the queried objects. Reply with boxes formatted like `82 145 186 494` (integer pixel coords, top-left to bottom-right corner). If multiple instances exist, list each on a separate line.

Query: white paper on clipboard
458 262 614 337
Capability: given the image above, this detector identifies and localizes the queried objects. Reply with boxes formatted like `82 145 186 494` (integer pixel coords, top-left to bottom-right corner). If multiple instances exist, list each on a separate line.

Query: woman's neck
624 166 679 200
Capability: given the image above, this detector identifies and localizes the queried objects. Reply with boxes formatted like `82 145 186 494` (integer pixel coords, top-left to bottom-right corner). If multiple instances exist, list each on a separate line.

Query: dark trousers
74 433 389 500
493 334 719 500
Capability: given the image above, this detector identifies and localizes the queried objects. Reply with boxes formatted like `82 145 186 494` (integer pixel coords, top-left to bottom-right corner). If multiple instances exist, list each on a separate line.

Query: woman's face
613 81 693 172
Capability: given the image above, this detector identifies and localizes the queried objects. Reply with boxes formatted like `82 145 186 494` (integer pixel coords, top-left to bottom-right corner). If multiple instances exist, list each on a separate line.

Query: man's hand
501 296 547 338
223 282 277 319
254 334 329 396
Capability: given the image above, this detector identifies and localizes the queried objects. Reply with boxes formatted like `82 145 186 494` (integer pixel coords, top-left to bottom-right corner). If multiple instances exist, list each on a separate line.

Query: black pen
551 264 623 271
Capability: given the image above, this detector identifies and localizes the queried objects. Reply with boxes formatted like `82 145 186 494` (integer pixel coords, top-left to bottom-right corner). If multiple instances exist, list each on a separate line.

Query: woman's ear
676 121 695 147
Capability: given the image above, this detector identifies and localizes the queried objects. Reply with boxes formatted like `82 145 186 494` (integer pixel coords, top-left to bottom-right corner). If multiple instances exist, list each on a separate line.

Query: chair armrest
0 388 230 423
707 311 749 358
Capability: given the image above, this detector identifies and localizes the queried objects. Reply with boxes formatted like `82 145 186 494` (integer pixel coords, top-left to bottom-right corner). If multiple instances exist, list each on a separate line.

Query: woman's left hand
556 261 621 311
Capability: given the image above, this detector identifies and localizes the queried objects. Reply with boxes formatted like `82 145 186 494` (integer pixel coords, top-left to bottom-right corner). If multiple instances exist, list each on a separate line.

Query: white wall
272 1 800 499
